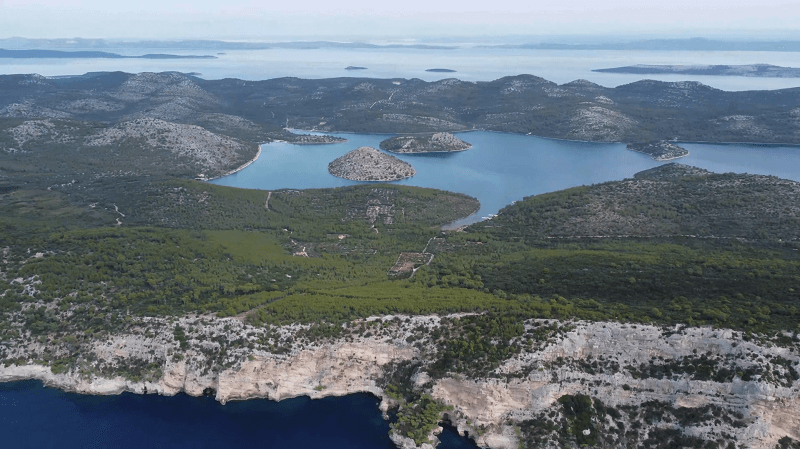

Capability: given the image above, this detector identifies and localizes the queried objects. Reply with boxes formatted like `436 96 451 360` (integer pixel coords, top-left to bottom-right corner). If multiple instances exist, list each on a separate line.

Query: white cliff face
1 316 798 449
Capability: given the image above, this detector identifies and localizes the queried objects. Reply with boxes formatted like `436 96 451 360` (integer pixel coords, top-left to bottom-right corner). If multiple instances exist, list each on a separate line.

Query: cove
0 380 477 448
211 131 800 228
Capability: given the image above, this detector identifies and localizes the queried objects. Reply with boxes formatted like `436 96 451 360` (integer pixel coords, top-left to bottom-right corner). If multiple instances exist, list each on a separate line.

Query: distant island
0 49 216 59
594 64 800 78
481 37 800 52
626 141 689 161
328 146 415 181
345 66 367 71
426 68 456 73
0 37 456 51
380 132 471 153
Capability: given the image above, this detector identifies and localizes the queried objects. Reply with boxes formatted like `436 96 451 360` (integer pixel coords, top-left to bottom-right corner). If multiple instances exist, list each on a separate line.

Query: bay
211 131 800 228
0 380 475 449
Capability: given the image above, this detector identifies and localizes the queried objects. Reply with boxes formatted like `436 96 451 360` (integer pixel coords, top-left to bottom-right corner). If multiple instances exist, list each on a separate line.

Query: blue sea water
0 380 477 449
212 131 800 228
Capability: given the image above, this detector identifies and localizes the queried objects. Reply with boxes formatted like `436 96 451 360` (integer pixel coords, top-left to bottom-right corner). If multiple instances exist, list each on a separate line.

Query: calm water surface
0 380 476 449
212 131 800 228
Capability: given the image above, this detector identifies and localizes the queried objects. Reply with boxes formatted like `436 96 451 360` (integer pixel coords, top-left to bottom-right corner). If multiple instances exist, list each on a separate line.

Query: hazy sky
1 0 798 41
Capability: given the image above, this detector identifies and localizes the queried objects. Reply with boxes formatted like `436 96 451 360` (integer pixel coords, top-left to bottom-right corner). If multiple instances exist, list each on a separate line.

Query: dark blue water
0 381 476 449
212 131 800 228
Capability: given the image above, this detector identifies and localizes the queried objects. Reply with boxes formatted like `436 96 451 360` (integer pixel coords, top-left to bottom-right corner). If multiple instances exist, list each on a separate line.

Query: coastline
626 146 691 161
2 317 799 449
204 144 263 181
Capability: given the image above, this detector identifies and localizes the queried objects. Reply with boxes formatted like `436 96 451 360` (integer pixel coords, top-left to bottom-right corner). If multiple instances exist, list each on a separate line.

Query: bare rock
328 146 415 181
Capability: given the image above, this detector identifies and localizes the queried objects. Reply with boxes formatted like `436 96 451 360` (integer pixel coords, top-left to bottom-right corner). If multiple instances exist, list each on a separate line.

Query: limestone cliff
1 314 798 448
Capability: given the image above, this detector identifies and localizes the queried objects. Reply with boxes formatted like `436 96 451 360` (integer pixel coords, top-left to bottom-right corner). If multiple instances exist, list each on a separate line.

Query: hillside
2 71 800 145
481 163 800 240
2 72 800 449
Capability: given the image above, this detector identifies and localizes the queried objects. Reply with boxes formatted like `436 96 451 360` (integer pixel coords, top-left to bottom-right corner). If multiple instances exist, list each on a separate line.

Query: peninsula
626 141 689 160
327 146 416 181
379 132 471 153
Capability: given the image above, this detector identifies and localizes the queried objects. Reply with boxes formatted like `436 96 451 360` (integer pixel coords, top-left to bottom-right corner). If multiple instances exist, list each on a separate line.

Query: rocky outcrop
379 132 471 153
328 146 415 181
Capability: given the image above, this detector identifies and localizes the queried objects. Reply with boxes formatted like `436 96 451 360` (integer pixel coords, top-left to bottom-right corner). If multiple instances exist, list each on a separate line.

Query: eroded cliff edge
2 314 798 449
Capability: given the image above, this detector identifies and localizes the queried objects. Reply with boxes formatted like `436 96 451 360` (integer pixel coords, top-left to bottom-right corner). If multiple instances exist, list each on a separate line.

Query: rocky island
425 68 456 73
345 66 368 70
286 134 347 145
627 140 689 161
379 132 472 153
327 146 416 181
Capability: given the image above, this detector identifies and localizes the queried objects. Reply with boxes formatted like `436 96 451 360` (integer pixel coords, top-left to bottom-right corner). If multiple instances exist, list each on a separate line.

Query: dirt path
265 191 272 210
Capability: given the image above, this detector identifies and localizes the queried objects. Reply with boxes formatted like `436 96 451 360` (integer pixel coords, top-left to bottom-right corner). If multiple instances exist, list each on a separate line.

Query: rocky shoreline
328 146 416 181
2 315 798 449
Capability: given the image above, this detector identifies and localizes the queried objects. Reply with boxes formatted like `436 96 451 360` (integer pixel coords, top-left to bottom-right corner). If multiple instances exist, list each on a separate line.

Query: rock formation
328 146 415 181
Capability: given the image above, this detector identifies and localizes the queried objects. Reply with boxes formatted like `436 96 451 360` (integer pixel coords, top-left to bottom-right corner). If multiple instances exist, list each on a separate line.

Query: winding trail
265 191 272 211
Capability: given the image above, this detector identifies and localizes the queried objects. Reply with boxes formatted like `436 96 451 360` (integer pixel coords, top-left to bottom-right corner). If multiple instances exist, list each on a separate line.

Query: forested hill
2 71 800 144
476 163 800 240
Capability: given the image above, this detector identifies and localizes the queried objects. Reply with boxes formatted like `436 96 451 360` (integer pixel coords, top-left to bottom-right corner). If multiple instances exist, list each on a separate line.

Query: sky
1 0 798 41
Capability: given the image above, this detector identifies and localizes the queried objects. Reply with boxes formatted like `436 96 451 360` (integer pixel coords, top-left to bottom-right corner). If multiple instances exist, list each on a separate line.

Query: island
327 146 415 181
594 63 800 78
425 68 456 73
287 134 347 145
0 49 216 59
626 141 689 161
345 66 368 71
379 132 471 153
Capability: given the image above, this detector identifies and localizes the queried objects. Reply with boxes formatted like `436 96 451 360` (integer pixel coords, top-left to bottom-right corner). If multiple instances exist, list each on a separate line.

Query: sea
3 43 800 448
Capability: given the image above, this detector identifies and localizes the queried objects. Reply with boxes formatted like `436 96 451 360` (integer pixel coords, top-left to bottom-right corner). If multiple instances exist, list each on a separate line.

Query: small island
379 132 472 153
594 64 800 78
345 66 368 70
288 134 348 145
328 146 415 181
425 68 456 73
627 141 689 161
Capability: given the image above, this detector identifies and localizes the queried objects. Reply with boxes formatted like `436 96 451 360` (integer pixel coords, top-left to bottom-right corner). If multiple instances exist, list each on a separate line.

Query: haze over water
4 45 800 91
